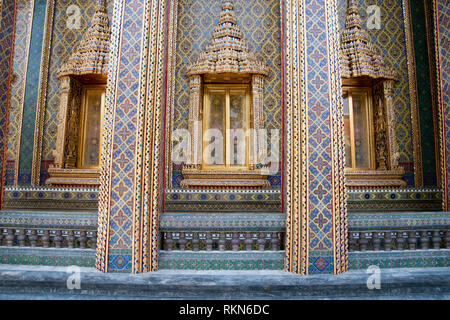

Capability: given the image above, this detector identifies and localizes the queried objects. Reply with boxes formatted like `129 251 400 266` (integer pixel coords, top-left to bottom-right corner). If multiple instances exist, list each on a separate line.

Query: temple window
343 87 374 170
46 4 110 187
340 1 406 189
78 86 106 169
179 1 269 188
203 84 250 169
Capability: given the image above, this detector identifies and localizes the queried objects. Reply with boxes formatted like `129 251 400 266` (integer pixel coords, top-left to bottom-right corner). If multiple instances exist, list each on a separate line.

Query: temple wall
1 0 443 189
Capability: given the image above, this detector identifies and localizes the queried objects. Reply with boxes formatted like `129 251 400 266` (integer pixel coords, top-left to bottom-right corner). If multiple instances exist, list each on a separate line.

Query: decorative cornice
340 0 396 80
58 1 110 78
187 0 268 77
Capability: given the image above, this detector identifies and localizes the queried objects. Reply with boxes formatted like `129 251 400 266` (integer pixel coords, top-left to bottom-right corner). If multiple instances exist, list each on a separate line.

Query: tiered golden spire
340 0 395 80
187 0 268 77
58 0 110 78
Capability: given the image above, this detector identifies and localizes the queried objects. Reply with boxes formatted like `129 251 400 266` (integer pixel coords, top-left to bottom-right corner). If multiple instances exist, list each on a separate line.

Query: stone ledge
0 264 448 299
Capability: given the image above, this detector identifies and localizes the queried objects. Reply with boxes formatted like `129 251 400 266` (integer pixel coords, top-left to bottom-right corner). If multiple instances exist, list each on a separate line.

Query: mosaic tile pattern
17 0 47 185
338 0 413 175
97 0 168 274
347 188 443 211
103 0 145 266
6 0 33 186
306 0 347 274
1 248 447 270
159 251 285 270
0 0 16 201
3 186 99 210
283 0 347 275
348 250 450 269
0 247 96 267
0 209 98 229
160 212 285 231
348 211 450 230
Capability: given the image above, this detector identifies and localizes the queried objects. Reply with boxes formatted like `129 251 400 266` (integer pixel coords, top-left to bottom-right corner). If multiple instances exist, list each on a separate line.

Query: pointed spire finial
347 0 359 10
95 0 106 12
187 0 267 77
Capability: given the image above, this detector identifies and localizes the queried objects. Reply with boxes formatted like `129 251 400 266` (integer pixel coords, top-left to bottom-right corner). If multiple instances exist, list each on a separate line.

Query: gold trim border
96 0 126 273
163 0 178 191
283 0 309 275
432 0 448 211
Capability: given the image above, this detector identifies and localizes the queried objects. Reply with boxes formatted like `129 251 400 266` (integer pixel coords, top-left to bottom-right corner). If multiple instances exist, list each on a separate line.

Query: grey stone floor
0 264 449 300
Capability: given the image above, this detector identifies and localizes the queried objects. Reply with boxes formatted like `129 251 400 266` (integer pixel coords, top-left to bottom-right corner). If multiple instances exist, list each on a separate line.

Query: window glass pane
343 92 353 168
82 90 103 168
207 92 226 165
229 92 246 166
352 92 371 168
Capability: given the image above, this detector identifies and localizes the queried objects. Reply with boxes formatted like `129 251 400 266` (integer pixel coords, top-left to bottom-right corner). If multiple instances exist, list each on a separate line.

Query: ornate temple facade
0 0 449 274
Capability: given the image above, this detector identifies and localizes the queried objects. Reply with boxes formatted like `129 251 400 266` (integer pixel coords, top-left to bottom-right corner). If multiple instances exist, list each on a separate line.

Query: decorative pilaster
52 77 71 168
96 0 168 273
187 75 202 167
252 74 265 167
383 80 400 169
284 0 347 274
433 0 450 211
0 0 16 206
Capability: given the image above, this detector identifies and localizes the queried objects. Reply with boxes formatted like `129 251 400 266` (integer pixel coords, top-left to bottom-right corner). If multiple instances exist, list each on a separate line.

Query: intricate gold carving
340 0 396 80
181 168 270 188
58 1 110 79
344 168 407 189
186 1 268 78
45 168 100 187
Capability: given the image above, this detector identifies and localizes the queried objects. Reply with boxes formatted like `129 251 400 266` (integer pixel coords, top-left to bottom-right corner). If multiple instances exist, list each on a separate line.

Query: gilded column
433 0 450 211
96 0 167 273
284 0 347 274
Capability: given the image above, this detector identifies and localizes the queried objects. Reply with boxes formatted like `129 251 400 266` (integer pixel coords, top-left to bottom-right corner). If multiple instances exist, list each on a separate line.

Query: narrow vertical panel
0 0 17 206
96 0 167 273
409 0 437 187
6 0 34 186
433 0 450 211
17 0 46 185
284 0 347 275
